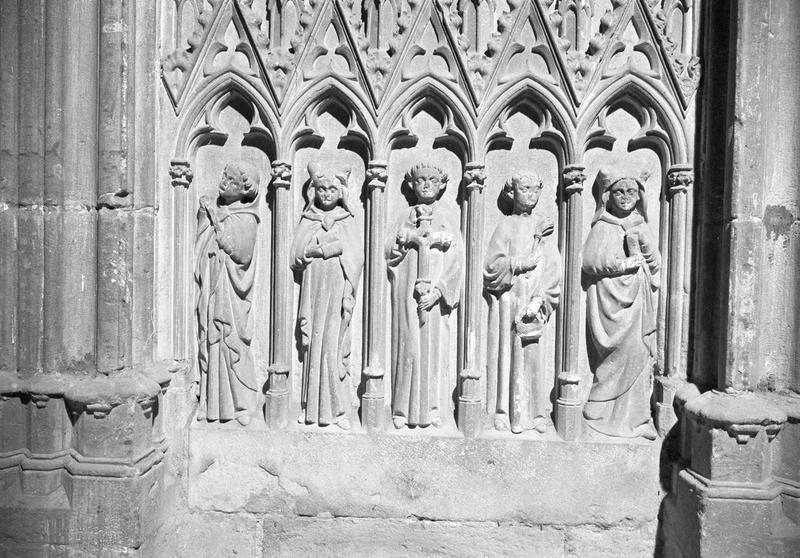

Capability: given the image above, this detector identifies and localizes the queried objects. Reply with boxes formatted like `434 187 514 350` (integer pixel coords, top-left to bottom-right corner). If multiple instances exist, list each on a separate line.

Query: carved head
592 169 649 224
406 164 448 204
504 174 544 214
307 162 351 213
608 178 640 217
219 162 260 204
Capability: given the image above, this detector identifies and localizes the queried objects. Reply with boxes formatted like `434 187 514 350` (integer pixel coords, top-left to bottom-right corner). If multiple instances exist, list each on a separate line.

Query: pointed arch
577 73 688 165
173 73 280 161
280 78 378 162
478 77 576 165
377 77 477 161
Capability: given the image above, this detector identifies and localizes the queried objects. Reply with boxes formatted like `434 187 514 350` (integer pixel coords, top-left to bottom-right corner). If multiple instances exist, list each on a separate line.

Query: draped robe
484 212 561 433
195 200 259 422
291 205 363 426
386 203 464 427
582 211 660 437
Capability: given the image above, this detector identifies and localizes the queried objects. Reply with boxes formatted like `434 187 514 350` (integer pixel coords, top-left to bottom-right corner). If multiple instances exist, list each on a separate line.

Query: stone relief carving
582 171 660 440
291 163 364 429
484 174 561 433
386 164 464 429
161 0 699 438
195 162 261 425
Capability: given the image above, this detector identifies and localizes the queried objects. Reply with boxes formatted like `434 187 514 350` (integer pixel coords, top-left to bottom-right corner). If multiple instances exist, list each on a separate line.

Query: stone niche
156 0 701 553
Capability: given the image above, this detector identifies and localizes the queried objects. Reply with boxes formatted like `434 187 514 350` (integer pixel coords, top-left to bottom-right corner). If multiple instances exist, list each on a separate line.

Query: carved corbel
270 160 292 189
667 165 693 196
169 160 194 188
563 165 587 195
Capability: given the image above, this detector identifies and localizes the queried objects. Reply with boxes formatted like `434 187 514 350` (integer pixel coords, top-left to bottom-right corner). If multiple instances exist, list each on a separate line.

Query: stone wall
0 1 799 557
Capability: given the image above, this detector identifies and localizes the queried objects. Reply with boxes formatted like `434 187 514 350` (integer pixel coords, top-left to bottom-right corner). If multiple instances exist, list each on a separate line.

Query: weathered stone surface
188 422 661 524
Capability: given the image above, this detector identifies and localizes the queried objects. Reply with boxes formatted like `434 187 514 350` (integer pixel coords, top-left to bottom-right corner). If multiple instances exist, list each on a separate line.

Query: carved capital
563 165 586 195
270 161 292 189
463 163 486 192
667 165 694 196
169 160 193 188
366 161 388 191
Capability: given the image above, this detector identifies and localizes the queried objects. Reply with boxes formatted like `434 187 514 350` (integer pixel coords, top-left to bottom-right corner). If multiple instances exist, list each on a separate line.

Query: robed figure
386 164 464 429
292 163 363 430
195 162 261 425
582 172 660 440
485 175 561 434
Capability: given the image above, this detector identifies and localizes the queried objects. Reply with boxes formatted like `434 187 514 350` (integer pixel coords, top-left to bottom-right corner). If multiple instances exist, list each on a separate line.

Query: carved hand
199 195 212 210
623 254 645 272
417 287 441 311
431 231 453 250
516 252 542 274
523 297 544 320
305 243 324 259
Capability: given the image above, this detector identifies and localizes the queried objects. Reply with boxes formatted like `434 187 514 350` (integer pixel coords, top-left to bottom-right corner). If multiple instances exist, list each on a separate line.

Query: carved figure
386 164 464 429
582 172 660 440
484 175 562 433
291 163 364 429
195 162 261 425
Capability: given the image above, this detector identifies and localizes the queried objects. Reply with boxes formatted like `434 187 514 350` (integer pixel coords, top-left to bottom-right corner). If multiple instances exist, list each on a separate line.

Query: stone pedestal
662 390 798 557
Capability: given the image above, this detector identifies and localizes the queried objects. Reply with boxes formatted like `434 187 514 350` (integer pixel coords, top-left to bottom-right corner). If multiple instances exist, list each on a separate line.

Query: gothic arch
377 78 477 162
478 79 576 165
280 80 377 162
172 74 279 162
577 74 688 165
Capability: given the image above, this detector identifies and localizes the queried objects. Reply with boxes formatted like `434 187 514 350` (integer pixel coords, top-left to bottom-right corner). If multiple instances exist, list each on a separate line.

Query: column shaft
362 162 388 431
0 0 20 372
458 163 485 438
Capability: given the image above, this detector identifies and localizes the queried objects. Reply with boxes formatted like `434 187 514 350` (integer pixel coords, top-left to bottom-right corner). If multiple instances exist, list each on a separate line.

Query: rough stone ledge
146 510 658 558
188 421 662 525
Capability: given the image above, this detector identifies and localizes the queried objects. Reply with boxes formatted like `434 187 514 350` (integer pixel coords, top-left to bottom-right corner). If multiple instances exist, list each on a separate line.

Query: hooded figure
484 174 562 434
195 161 261 425
385 163 464 429
291 162 363 429
582 170 660 439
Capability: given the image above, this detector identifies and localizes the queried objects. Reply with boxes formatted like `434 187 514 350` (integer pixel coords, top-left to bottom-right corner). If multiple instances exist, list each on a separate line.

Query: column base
361 394 385 433
457 397 483 438
554 400 582 441
265 390 290 429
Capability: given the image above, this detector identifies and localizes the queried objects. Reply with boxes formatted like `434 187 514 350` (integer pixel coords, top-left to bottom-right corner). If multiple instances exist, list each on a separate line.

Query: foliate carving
169 160 194 188
672 54 701 100
582 171 660 440
291 163 364 429
563 165 586 195
195 162 261 425
271 161 292 189
386 164 465 429
484 174 561 433
366 162 388 191
162 0 226 106
463 163 486 192
667 166 693 195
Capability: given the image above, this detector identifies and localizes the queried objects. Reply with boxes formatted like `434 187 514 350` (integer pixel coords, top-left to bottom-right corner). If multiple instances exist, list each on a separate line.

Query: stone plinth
188 420 661 525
